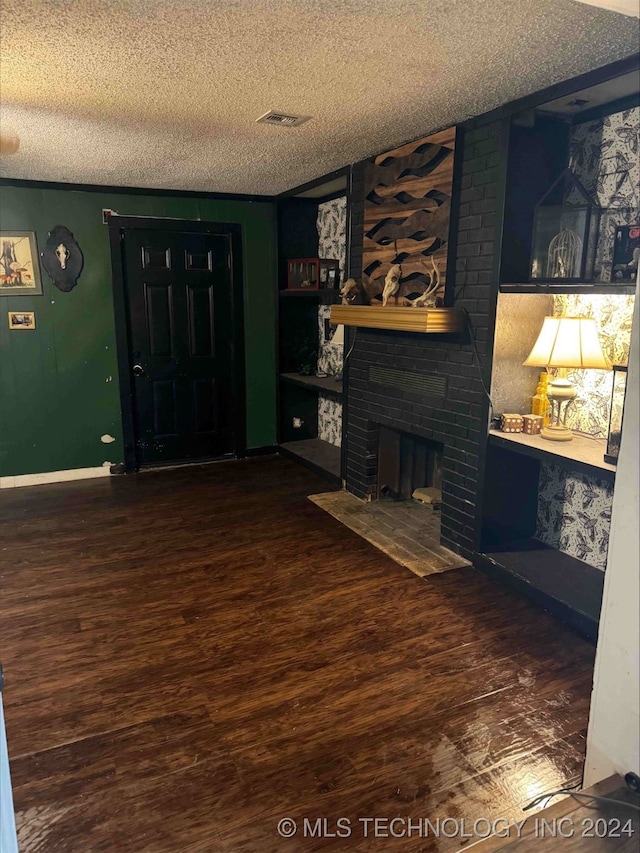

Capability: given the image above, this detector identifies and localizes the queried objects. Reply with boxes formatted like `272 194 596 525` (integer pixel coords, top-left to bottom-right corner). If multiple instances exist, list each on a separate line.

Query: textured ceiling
0 0 638 195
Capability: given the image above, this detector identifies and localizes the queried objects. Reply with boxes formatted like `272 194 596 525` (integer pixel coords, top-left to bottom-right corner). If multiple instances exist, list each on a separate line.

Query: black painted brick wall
345 122 502 559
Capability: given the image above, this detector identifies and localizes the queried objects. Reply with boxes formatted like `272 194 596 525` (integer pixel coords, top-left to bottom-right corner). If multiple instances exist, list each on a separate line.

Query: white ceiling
573 0 640 16
0 0 638 196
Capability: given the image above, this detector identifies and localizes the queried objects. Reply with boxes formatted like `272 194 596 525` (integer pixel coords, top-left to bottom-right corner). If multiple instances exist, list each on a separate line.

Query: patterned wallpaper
570 106 639 283
536 462 613 572
318 396 342 447
558 108 637 435
317 197 347 447
316 305 343 376
533 111 637 571
553 292 634 437
317 196 347 273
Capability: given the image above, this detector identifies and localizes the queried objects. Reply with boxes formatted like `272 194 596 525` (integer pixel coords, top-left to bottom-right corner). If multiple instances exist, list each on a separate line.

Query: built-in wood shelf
330 305 465 333
488 429 615 480
279 438 341 484
499 282 636 295
476 538 604 641
280 373 343 397
279 288 338 304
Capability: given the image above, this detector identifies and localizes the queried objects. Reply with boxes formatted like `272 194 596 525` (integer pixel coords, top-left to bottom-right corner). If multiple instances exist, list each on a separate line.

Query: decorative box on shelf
287 258 340 291
522 414 543 435
500 414 524 433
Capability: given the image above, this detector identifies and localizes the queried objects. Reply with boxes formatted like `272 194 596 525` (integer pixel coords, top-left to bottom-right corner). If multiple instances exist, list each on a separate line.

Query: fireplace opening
377 427 444 502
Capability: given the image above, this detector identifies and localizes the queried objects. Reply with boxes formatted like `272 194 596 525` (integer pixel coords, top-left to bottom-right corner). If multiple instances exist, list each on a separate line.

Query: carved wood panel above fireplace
362 126 457 305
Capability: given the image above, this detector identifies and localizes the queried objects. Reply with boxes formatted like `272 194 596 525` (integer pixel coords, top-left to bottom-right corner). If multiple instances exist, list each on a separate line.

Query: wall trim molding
0 177 274 204
0 466 112 489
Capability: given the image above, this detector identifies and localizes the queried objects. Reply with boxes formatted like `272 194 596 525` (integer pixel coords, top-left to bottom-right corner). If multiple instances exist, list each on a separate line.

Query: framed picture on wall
0 231 43 295
8 311 36 330
612 224 640 282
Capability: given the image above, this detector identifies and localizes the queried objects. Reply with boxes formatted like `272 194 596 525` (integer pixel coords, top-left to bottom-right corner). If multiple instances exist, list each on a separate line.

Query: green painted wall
0 184 277 476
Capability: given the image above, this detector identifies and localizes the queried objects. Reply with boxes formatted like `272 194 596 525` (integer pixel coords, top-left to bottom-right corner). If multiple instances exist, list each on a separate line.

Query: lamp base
543 373 576 442
541 425 573 442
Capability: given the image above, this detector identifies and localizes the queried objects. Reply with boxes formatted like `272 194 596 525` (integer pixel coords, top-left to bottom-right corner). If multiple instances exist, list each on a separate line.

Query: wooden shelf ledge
330 305 465 333
488 429 615 480
499 282 636 295
280 373 343 397
279 438 341 484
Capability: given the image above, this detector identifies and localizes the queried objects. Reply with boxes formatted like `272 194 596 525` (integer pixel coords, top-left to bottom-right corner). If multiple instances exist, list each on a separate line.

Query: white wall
585 278 640 785
0 697 18 853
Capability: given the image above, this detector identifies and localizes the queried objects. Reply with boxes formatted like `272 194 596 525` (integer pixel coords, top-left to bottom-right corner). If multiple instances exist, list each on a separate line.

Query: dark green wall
0 184 277 476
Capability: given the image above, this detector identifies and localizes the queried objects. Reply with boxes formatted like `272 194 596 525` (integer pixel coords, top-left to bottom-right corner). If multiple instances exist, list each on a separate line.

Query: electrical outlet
293 417 303 428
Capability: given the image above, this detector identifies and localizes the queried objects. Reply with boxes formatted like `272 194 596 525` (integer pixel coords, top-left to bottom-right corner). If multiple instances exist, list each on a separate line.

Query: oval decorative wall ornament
42 225 83 291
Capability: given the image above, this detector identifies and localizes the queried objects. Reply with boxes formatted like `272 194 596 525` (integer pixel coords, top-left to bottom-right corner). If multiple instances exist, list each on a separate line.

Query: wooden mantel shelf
330 305 465 333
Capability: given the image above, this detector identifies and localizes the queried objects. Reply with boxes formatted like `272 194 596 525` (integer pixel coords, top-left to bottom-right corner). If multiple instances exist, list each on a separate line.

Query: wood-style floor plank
0 457 599 852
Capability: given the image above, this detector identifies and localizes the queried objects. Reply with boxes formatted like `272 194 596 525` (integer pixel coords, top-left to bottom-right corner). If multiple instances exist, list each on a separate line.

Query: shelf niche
501 94 639 288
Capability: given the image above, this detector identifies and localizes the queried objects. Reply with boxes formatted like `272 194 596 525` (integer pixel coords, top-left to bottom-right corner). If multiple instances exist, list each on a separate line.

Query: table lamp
523 316 610 441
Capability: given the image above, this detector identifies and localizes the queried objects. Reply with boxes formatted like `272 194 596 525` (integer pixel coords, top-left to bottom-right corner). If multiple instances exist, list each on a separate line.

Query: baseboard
0 465 113 489
0 452 278 488
244 446 278 457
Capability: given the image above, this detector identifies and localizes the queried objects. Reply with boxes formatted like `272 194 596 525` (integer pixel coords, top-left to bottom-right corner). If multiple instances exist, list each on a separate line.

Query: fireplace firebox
377 426 444 501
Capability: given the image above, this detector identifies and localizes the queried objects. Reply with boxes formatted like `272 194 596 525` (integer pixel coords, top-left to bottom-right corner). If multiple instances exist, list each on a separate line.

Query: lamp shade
523 316 610 369
331 324 345 346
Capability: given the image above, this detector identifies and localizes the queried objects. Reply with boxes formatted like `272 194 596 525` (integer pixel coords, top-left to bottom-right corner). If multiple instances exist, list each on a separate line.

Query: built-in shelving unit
278 372 343 482
498 63 639 289
474 66 639 640
276 181 347 484
479 431 610 640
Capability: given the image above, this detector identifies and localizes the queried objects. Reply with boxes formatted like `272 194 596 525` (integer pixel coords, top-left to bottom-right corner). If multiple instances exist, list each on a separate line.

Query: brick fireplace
344 121 502 559
377 426 443 501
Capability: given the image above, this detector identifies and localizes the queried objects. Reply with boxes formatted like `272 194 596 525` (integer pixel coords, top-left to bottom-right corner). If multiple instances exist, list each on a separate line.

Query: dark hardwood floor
0 457 596 852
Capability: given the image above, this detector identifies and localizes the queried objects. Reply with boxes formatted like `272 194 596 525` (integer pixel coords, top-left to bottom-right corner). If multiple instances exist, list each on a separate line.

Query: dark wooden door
122 227 237 467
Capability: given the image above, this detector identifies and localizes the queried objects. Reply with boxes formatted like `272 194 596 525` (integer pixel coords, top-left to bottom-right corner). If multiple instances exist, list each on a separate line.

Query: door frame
108 215 246 472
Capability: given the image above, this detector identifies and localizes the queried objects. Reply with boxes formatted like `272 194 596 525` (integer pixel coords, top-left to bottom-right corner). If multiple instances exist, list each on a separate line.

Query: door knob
132 364 145 376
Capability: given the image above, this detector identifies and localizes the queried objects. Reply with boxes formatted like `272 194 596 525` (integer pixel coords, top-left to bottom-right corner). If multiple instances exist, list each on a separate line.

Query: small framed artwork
8 311 36 330
326 266 339 290
0 231 43 295
612 224 640 282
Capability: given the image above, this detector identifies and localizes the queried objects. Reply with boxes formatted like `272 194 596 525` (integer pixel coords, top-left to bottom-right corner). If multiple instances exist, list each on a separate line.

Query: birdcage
530 168 600 283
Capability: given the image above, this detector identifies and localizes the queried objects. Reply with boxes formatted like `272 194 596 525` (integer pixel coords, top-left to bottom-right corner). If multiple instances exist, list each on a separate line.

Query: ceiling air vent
256 110 310 128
